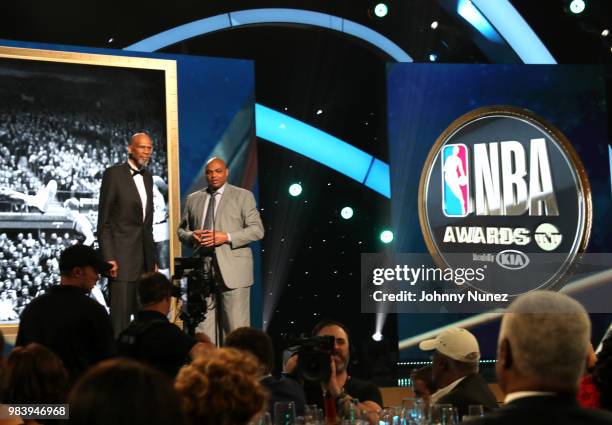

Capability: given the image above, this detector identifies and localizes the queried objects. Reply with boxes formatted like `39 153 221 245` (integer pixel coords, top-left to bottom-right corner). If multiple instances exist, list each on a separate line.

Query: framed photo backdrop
0 46 180 335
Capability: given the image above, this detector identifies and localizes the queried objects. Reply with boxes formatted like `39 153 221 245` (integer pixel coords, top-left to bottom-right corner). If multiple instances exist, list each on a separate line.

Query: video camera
172 256 215 336
287 334 335 383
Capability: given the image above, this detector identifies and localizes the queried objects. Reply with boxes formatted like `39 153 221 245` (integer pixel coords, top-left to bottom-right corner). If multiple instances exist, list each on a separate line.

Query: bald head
205 157 228 190
128 133 153 168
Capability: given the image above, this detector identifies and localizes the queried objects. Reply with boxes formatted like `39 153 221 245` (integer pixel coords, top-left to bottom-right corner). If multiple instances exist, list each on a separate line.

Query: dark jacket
97 162 155 281
466 394 612 425
16 285 115 382
262 375 307 418
437 373 498 417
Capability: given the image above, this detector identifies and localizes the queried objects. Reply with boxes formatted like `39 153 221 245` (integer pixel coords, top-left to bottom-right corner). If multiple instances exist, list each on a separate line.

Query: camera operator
117 272 214 377
284 319 382 422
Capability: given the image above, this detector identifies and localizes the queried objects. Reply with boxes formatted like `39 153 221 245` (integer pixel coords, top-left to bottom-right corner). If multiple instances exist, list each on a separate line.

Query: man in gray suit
178 157 263 343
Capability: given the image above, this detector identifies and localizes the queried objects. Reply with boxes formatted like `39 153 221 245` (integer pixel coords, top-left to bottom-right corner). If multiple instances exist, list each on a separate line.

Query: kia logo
495 250 530 270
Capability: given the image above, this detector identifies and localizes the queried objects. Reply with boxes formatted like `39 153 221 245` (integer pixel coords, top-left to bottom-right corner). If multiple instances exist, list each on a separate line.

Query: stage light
288 183 302 197
602 29 610 37
340 207 354 219
316 109 323 115
380 230 393 244
374 3 388 18
431 21 439 29
429 53 438 62
569 0 586 14
372 332 383 341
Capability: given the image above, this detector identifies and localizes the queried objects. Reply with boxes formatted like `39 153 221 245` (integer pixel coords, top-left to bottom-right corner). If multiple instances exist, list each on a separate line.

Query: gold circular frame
417 105 592 292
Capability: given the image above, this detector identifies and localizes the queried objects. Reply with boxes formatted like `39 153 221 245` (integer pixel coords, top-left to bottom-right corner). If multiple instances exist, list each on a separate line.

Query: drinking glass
274 401 296 425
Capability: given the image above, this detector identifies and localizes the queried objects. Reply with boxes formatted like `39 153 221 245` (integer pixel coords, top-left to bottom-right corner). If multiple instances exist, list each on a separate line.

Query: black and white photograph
0 55 170 321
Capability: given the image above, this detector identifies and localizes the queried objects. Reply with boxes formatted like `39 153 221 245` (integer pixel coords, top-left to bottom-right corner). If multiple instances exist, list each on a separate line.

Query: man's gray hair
500 291 590 388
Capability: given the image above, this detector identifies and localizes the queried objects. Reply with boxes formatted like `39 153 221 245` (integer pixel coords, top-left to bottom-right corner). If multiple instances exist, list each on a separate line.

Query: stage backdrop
386 63 611 359
0 40 256 330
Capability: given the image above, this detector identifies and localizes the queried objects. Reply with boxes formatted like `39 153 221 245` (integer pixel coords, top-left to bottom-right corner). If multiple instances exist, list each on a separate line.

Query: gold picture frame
0 46 180 341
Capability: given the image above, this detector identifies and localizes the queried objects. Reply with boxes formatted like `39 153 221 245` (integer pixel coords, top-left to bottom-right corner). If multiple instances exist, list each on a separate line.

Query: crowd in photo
0 76 168 313
0 106 166 201
0 231 75 320
0 244 611 425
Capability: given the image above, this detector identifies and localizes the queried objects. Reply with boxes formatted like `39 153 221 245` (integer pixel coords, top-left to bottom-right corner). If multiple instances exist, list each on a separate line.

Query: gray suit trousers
196 279 250 344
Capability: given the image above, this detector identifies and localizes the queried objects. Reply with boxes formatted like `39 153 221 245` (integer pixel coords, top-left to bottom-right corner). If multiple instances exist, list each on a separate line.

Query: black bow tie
131 169 144 176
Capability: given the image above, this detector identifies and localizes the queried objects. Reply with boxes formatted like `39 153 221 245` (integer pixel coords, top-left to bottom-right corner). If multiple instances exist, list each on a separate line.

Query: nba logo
441 144 469 217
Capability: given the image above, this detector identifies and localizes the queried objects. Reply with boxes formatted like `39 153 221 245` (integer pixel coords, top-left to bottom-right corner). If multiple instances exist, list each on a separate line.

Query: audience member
468 291 612 425
285 319 383 422
410 365 436 403
68 358 184 425
419 327 498 417
175 348 266 425
117 272 213 377
225 326 307 418
1 343 69 425
15 244 114 382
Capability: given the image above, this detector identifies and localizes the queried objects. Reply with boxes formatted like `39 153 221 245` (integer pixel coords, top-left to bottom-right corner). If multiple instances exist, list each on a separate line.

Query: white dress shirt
128 162 147 221
504 391 557 404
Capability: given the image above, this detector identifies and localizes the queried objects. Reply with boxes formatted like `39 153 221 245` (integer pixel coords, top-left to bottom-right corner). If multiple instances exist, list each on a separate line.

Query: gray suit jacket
177 184 264 289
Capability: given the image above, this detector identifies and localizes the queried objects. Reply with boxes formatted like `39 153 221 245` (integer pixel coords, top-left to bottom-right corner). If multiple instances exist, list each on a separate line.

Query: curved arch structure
125 8 413 62
126 3 555 200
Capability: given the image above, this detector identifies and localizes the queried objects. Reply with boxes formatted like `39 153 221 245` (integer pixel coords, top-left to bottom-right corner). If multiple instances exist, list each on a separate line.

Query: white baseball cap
419 328 480 363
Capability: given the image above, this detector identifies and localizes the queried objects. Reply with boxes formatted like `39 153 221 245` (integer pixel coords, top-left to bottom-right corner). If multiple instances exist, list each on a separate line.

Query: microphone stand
209 190 224 346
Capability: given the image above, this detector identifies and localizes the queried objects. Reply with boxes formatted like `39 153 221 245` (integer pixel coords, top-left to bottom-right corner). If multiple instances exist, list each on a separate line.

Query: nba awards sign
418 106 592 296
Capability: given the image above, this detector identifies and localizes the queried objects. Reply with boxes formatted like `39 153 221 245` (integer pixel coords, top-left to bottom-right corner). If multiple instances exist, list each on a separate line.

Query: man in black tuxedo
419 327 498 418
98 132 156 335
467 291 612 425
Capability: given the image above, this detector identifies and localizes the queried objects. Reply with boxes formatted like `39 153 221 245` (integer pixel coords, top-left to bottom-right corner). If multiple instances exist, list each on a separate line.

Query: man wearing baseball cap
16 244 115 382
419 327 498 417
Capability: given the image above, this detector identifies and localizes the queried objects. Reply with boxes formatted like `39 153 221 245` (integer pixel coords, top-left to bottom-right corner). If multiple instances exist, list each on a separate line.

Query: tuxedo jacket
177 184 264 289
437 373 499 418
466 394 612 425
97 163 155 281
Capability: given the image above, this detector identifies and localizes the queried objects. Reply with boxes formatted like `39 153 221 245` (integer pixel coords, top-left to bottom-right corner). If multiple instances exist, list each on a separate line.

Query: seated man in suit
419 327 498 417
225 327 306 419
468 291 612 425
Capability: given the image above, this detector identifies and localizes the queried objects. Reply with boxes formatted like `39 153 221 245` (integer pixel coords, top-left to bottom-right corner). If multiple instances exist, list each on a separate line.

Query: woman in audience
175 347 267 425
68 358 185 425
1 343 68 425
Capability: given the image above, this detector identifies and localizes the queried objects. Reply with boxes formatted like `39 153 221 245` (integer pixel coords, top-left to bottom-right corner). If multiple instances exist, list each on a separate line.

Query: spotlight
288 183 302 197
431 21 439 30
380 230 393 244
569 0 586 14
429 53 438 62
340 207 354 219
372 332 383 342
374 3 388 18
602 29 610 37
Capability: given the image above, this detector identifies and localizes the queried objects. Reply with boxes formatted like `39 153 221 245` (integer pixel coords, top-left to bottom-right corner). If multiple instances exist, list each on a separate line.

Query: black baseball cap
59 244 113 274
